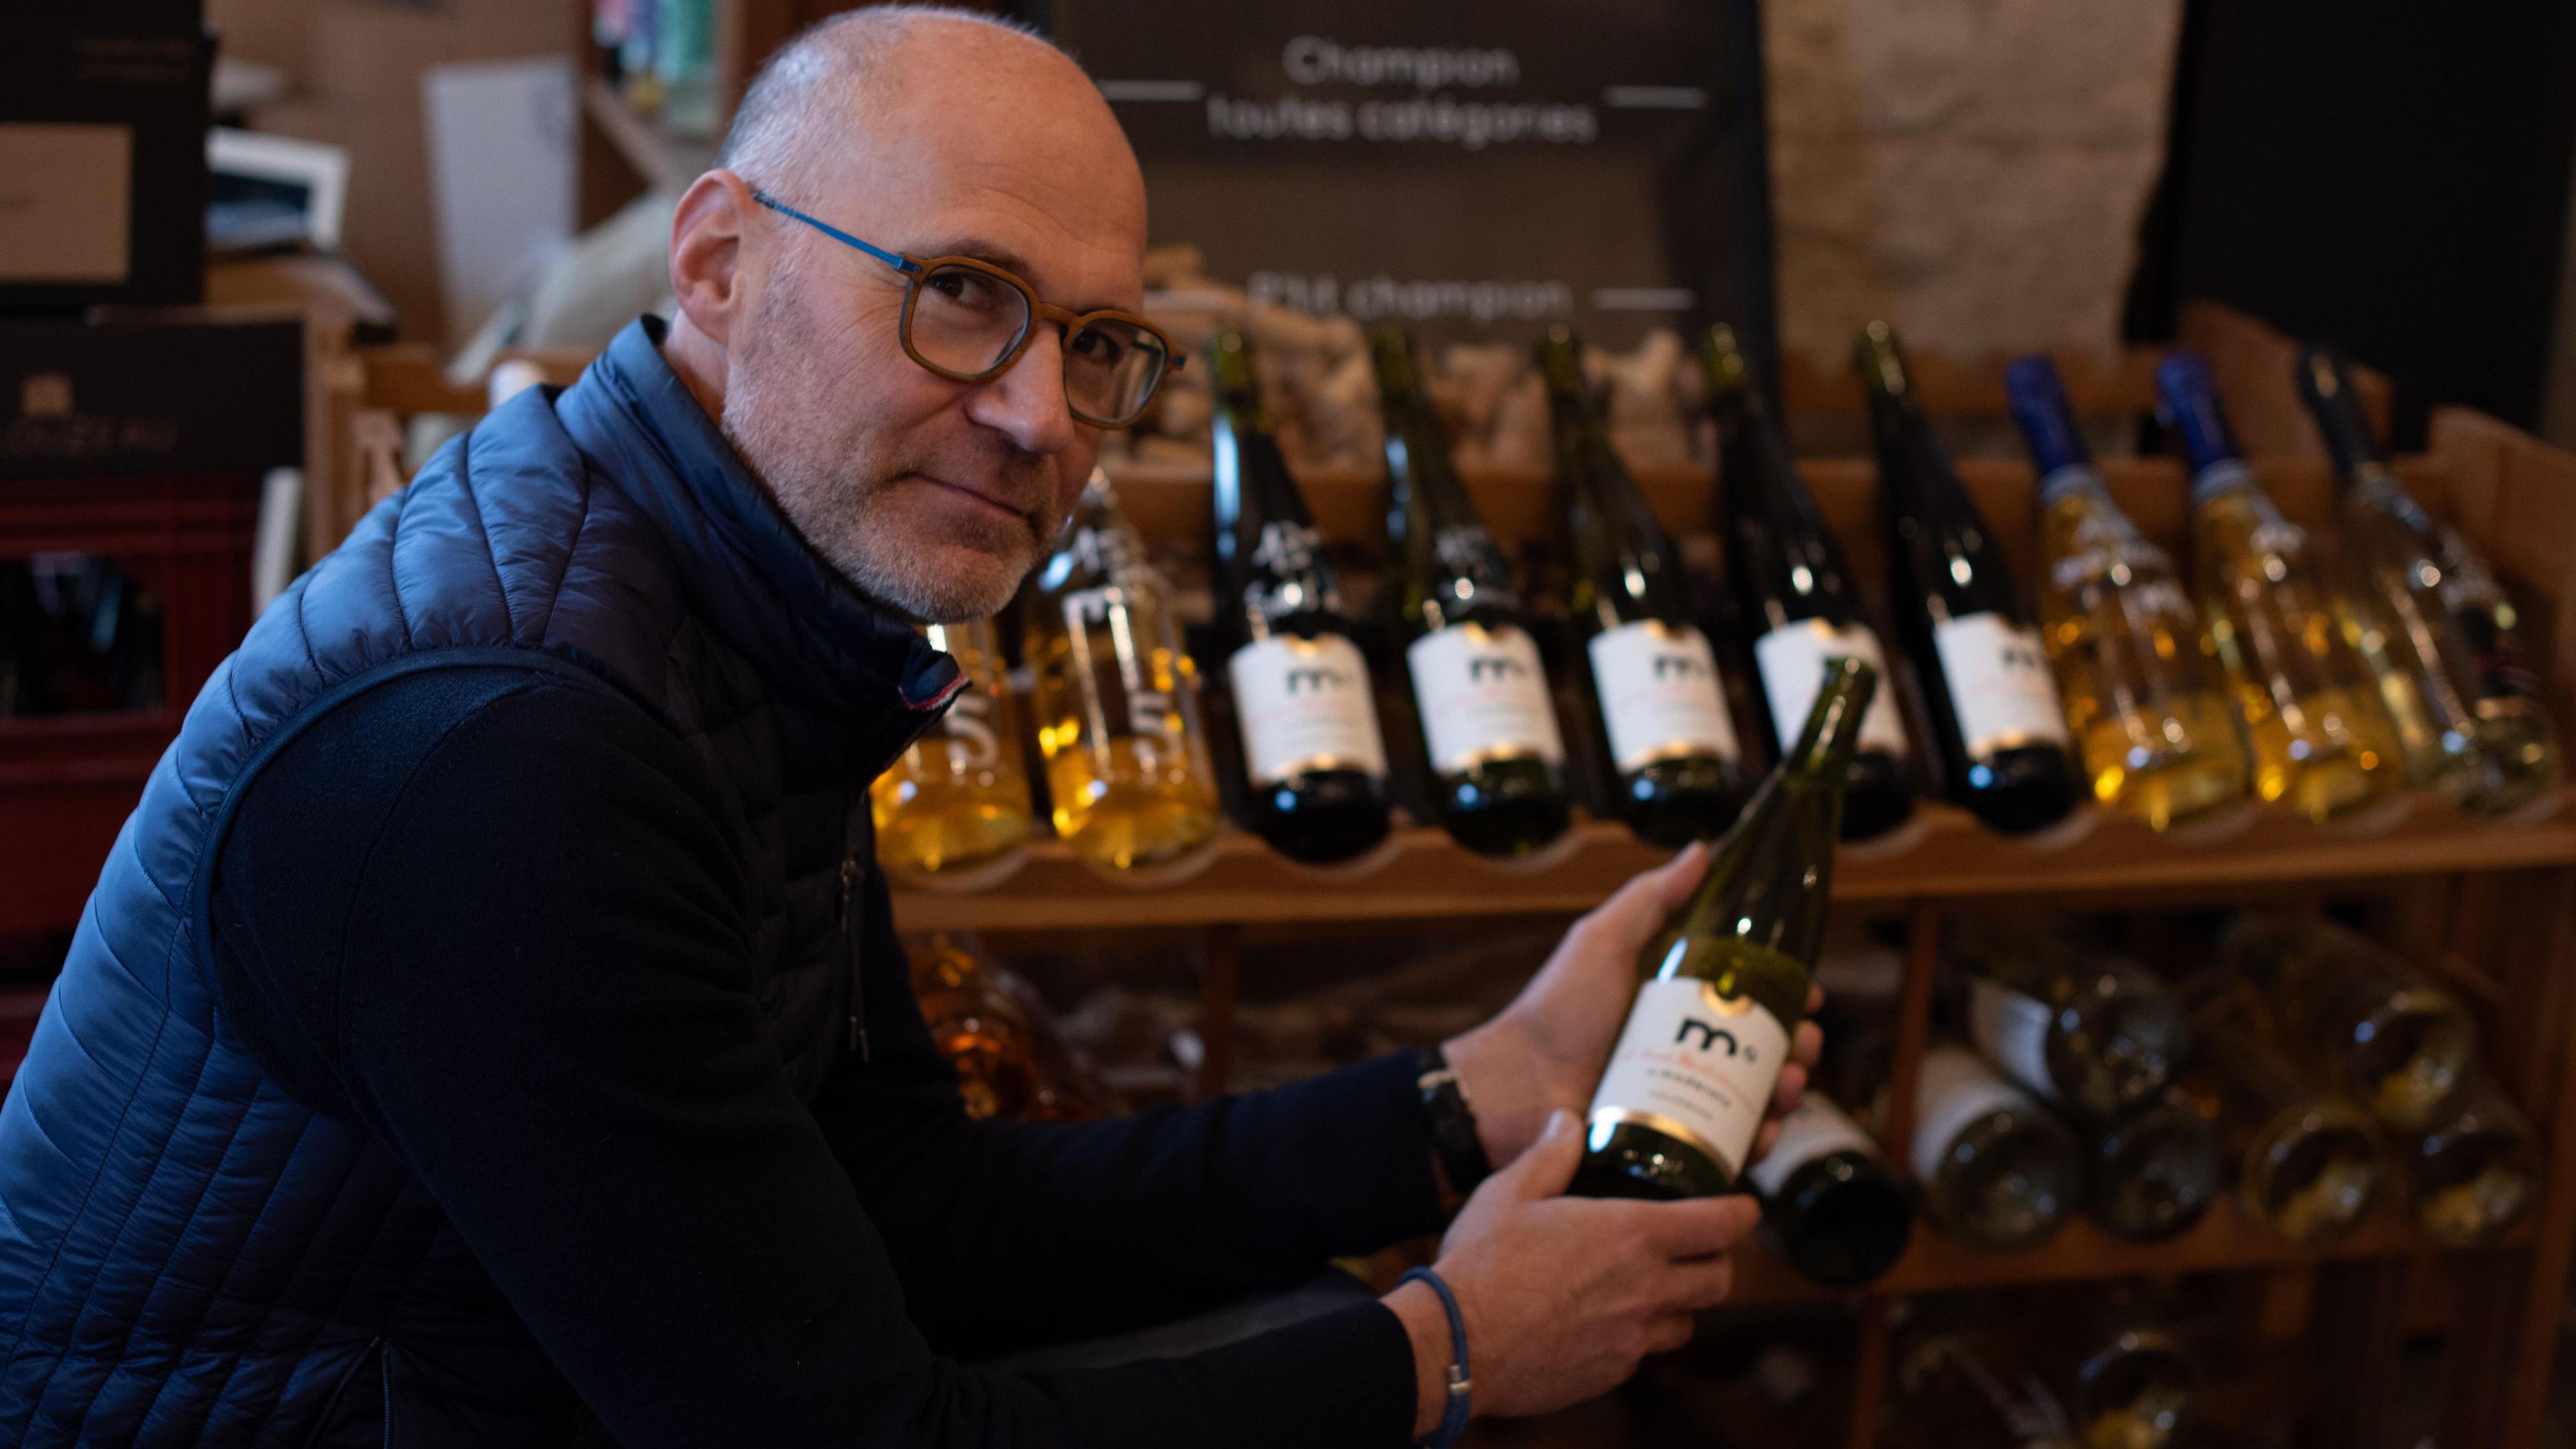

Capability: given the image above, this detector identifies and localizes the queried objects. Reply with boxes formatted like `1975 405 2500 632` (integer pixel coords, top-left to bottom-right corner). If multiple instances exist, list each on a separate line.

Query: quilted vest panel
0 319 959 1446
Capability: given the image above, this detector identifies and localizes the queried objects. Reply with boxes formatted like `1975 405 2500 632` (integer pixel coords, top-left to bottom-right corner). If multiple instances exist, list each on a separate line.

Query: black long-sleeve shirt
208 665 1444 1447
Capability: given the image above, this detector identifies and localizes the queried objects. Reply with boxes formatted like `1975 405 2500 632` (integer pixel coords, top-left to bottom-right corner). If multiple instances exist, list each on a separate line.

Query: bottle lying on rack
2035 1311 2207 1449
1745 1092 1915 1286
2218 912 2476 1132
1023 469 1224 872
1858 323 2081 834
2156 352 2402 822
870 619 1034 877
1891 1320 2082 1449
1571 656 1876 1200
1537 325 1751 847
2084 1087 2222 1243
2404 1073 2540 1247
1906 1043 2084 1250
1954 919 2190 1119
1208 331 1393 865
1373 326 1573 857
2299 347 2564 816
2006 355 2250 830
2173 987 2385 1246
908 934 1112 1122
1703 324 1917 841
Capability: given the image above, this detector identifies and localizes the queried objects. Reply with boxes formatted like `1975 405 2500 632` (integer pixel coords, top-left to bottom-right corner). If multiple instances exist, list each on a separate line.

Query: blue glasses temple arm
751 192 920 274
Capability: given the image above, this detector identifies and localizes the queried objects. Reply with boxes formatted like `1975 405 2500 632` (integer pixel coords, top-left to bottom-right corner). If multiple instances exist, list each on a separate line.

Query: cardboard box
1 316 301 480
0 19 214 313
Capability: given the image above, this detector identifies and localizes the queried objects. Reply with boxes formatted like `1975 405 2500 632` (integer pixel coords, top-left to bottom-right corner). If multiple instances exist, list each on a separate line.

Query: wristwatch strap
1415 1046 1492 1197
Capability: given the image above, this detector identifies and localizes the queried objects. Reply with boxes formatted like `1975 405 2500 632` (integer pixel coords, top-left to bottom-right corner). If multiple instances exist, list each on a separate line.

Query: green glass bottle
2299 346 2563 816
1703 325 1919 841
1371 326 1573 857
1572 656 1876 1199
1208 331 1394 865
1536 325 1752 847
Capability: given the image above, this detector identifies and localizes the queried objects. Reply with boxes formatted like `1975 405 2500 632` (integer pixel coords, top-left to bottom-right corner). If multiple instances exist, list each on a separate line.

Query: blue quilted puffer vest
0 318 962 1446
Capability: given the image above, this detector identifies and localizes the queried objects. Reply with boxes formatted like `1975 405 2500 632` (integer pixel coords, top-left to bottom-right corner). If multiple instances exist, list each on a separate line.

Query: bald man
0 9 1813 1446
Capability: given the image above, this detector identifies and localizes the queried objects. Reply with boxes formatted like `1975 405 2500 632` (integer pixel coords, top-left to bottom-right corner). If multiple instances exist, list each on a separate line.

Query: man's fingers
1792 1021 1823 1070
1806 983 1825 1014
1658 1252 1738 1313
1574 842 1709 955
1493 1109 1587 1200
1636 1192 1762 1258
1644 1312 1699 1356
1768 1063 1808 1117
1753 1118 1783 1160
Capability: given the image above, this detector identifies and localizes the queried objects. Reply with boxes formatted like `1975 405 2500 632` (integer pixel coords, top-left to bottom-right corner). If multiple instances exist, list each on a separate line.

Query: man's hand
1385 1110 1762 1436
1441 844 1826 1171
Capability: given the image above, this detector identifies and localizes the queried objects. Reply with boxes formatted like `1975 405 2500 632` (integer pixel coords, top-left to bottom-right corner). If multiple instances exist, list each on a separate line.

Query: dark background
2128 1 2576 446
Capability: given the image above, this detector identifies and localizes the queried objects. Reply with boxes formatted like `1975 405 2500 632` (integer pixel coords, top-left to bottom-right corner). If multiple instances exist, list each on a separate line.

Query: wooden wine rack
892 405 2576 1449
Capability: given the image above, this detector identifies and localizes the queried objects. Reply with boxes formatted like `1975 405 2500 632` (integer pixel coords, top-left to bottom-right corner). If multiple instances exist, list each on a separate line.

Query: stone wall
1766 0 2184 370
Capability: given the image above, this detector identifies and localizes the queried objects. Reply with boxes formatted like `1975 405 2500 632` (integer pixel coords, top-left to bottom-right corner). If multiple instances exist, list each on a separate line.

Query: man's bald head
661 5 1150 623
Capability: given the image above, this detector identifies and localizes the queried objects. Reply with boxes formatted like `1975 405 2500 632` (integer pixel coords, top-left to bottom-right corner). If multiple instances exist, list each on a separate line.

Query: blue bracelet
1399 1267 1472 1449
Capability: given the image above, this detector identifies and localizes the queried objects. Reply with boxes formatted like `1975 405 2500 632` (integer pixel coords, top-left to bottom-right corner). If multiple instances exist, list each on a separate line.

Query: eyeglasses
751 191 1179 429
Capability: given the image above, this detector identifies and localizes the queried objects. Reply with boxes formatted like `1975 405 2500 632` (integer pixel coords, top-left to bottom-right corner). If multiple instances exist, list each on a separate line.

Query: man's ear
669 170 761 345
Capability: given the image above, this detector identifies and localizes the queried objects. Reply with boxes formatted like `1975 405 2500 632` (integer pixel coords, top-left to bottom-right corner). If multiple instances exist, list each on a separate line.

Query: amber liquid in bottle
2157 352 2401 822
2007 356 2249 829
1024 470 1222 872
871 619 1034 877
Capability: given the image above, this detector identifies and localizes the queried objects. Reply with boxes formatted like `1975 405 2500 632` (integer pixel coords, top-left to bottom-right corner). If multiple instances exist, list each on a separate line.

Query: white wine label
1909 1047 2041 1182
1753 619 1909 757
1931 612 2072 758
1407 622 1565 773
1967 977 2060 1102
1587 621 1740 773
1227 633 1388 786
1745 1094 1881 1196
1587 976 1792 1180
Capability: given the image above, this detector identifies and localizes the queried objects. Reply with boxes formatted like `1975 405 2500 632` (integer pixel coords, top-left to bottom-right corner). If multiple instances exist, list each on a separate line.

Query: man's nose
965 325 1081 457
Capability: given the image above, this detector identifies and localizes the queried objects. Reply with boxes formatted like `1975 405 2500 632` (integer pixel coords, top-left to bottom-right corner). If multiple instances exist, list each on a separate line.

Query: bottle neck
2188 458 2258 508
2038 463 2110 510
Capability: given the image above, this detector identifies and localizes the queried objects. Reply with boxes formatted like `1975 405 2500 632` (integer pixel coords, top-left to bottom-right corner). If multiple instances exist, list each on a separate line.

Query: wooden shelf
889 791 2576 932
582 77 719 194
1729 1197 2528 1306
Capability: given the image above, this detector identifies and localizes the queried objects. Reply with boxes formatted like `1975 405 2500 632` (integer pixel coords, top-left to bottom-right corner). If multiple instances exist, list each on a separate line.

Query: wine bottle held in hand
1703 325 1917 841
2006 355 2250 830
2298 347 2563 816
1536 325 1751 847
1023 470 1223 873
1208 331 1393 865
2157 352 2402 822
871 619 1034 878
1857 324 2082 834
1372 326 1573 857
1571 656 1876 1200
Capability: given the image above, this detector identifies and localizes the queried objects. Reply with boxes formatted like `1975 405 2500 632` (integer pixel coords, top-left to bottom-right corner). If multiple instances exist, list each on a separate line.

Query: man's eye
1070 328 1128 364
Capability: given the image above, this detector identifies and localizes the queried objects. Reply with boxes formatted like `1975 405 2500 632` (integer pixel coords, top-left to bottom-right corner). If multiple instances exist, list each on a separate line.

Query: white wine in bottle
1954 919 2190 1120
1907 1044 2084 1250
2219 913 2475 1132
1571 657 1878 1199
2404 1074 2539 1247
2084 1089 2223 1244
870 619 1034 877
2174 988 2385 1246
1023 470 1222 872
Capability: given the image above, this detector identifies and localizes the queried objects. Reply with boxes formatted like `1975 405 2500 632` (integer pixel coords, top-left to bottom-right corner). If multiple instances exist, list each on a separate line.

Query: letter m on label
1674 1018 1740 1056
